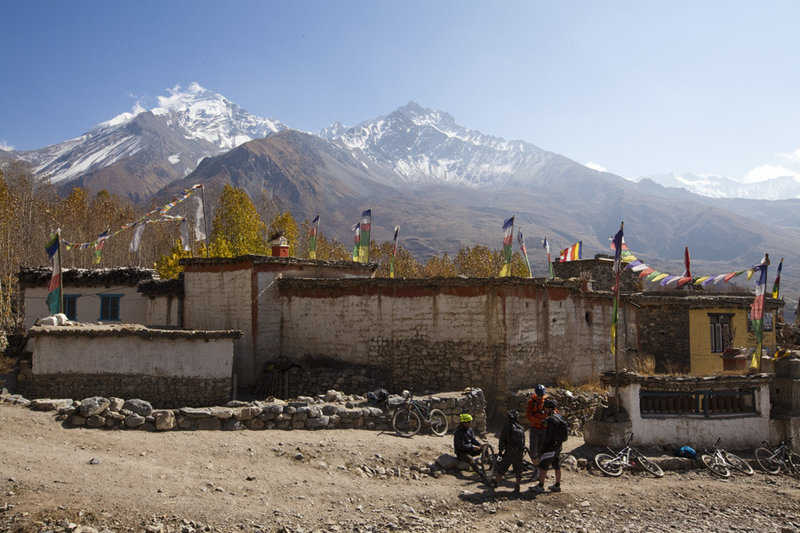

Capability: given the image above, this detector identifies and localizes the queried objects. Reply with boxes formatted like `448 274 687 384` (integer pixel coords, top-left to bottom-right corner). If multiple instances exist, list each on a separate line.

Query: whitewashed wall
23 286 147 330
620 382 771 449
28 328 234 378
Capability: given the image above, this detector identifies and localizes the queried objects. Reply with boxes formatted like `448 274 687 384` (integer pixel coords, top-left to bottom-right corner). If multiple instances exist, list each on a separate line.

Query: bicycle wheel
594 453 624 477
787 451 800 476
479 443 497 477
392 408 421 437
634 451 665 478
754 447 782 474
427 409 448 436
721 451 754 475
701 454 731 478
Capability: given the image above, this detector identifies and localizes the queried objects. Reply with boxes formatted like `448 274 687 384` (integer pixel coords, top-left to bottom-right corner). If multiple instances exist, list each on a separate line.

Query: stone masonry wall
17 370 231 409
637 305 691 373
0 388 488 435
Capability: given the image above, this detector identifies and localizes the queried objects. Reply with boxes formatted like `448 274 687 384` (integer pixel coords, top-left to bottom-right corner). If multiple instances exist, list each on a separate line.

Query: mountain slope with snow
9 83 287 199
632 172 800 200
320 102 557 188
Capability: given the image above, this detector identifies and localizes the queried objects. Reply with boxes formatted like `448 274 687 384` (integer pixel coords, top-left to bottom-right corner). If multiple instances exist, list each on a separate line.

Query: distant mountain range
3 83 799 306
631 172 800 201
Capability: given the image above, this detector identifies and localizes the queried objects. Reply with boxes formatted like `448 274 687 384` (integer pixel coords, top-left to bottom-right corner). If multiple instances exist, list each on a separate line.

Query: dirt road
1 404 799 532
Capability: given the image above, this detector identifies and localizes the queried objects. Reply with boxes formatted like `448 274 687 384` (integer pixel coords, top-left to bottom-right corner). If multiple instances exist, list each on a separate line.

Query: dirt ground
1 403 800 533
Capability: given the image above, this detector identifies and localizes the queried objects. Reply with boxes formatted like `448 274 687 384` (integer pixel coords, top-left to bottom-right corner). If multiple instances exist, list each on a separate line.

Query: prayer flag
45 231 62 315
559 241 582 262
517 228 532 278
390 226 399 278
611 223 624 355
352 223 360 262
749 254 770 371
309 214 320 260
542 236 554 278
359 209 371 263
499 216 514 277
93 229 110 264
772 258 783 299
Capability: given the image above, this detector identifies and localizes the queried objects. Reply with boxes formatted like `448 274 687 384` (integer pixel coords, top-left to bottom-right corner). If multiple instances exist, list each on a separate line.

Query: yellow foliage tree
210 184 268 256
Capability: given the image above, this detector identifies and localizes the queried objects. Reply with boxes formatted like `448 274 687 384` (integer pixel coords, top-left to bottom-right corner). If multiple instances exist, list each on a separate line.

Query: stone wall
276 278 622 416
506 387 608 434
17 370 230 409
0 388 488 435
636 304 691 373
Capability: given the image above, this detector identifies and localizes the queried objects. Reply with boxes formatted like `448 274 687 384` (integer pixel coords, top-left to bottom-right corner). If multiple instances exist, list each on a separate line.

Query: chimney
271 236 289 257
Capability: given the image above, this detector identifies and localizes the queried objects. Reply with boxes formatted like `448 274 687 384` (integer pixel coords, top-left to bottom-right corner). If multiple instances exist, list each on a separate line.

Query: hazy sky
2 1 799 182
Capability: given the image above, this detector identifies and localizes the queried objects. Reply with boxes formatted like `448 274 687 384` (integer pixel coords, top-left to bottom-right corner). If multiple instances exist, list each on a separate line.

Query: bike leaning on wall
392 391 448 437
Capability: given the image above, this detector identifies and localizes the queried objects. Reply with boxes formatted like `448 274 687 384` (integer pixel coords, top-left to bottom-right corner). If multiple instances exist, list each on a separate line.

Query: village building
16 254 786 418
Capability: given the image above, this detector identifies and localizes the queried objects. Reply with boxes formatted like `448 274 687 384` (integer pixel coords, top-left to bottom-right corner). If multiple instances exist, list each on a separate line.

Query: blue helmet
535 384 546 397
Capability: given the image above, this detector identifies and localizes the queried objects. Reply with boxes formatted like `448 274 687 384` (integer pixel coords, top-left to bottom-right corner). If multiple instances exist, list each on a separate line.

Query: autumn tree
210 184 268 256
421 253 457 277
268 211 299 256
370 240 422 278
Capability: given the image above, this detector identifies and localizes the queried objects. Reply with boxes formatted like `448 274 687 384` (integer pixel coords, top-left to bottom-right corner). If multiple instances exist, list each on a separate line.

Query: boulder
79 397 110 417
122 399 152 417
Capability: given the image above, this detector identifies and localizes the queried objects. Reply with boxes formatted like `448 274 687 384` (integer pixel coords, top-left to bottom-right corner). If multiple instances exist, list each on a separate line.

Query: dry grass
556 378 608 394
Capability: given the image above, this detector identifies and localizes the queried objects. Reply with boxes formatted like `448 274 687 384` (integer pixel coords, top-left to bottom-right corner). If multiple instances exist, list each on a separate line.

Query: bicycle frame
605 434 636 468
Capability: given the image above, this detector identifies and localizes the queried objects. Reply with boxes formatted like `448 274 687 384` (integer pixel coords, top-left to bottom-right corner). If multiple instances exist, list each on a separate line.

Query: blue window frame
63 295 78 321
99 294 122 321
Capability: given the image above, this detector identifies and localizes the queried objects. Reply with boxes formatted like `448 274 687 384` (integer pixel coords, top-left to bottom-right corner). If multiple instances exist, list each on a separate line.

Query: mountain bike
391 392 448 437
478 443 540 479
594 433 664 478
700 437 754 478
754 438 800 475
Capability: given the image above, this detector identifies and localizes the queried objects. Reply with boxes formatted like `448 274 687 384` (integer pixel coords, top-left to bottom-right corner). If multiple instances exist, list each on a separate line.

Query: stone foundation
17 373 231 409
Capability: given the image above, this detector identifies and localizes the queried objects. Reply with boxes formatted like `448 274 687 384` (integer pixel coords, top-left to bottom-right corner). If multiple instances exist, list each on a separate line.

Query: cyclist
490 410 526 493
453 413 488 481
526 384 553 465
531 398 564 493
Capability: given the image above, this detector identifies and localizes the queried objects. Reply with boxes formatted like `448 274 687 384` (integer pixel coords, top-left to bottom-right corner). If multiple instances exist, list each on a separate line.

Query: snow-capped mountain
632 172 800 201
10 83 287 200
319 102 557 188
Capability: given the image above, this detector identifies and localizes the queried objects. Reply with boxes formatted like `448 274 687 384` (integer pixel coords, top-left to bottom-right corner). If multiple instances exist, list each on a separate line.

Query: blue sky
3 1 800 182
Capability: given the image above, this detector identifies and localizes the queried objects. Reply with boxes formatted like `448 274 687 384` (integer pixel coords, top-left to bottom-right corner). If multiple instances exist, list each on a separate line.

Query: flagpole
613 222 624 415
200 185 210 258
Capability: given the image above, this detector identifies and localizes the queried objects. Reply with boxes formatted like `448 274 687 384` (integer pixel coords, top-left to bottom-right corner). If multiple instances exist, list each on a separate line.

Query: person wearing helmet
453 413 488 480
531 398 564 493
526 384 554 465
490 410 526 493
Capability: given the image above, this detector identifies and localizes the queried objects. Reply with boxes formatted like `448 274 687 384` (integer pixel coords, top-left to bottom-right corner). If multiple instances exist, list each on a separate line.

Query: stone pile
0 387 487 433
506 387 607 435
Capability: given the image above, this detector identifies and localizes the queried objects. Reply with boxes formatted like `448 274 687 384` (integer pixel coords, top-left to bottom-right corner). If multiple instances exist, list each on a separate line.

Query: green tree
210 184 268 256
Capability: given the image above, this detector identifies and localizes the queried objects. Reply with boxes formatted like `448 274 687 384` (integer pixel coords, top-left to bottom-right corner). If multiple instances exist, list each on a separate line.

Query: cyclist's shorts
538 450 561 471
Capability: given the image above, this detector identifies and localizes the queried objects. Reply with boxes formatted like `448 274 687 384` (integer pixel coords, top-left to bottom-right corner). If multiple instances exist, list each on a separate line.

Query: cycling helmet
543 398 557 409
507 410 519 421
459 413 473 423
535 384 546 397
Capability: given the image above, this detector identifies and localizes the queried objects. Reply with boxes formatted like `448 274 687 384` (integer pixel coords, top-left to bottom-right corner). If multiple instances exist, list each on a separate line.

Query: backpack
509 422 525 450
674 445 697 459
549 413 570 443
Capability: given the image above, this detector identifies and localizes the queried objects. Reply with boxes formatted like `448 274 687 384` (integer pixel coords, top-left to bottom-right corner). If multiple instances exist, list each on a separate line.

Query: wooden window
708 313 733 353
99 294 122 321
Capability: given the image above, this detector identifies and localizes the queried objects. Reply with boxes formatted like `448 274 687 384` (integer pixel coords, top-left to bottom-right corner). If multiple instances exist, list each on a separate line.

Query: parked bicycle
391 391 448 437
594 433 664 478
700 437 754 478
754 438 800 475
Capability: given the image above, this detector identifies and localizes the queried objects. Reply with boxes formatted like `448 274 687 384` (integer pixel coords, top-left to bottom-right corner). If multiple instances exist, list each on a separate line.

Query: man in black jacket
530 399 564 493
453 413 488 480
490 410 525 493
